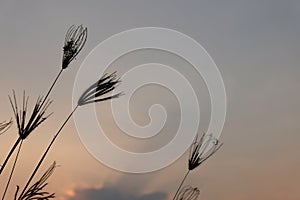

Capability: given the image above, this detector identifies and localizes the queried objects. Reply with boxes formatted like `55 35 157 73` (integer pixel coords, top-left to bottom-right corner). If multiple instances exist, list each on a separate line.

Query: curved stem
18 105 78 199
2 140 23 200
0 137 21 175
173 170 190 200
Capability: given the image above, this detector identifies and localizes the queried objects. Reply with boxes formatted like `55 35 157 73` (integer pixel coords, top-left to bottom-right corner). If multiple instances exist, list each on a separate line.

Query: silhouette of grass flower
188 134 223 171
0 119 12 135
15 162 57 200
40 24 87 114
175 186 200 200
0 91 52 175
173 133 222 200
78 72 123 106
9 91 52 140
18 72 122 198
62 25 87 69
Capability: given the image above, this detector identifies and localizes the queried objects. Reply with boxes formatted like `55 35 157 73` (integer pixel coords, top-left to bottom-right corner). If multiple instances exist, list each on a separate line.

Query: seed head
78 72 123 106
188 133 223 170
176 185 200 200
0 119 12 135
62 25 87 69
16 161 57 200
9 91 52 140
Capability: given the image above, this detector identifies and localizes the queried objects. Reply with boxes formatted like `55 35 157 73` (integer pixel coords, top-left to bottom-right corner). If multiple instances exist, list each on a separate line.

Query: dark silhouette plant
62 25 87 70
0 25 87 177
175 185 200 200
1 92 52 199
0 92 52 177
0 24 89 199
15 162 57 200
0 119 12 135
17 72 122 200
0 24 222 200
173 133 223 200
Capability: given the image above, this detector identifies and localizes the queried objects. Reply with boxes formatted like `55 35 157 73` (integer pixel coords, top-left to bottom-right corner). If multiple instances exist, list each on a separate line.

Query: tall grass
0 24 222 200
0 24 91 199
0 93 52 179
0 25 87 177
18 72 122 199
0 24 122 200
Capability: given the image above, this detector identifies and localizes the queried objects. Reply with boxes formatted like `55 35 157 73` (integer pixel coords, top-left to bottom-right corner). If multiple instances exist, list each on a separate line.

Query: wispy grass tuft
0 91 52 175
175 185 200 200
62 25 87 69
173 133 222 200
15 161 57 200
9 91 52 140
0 119 12 135
188 134 223 171
0 24 89 199
18 72 122 199
41 25 88 109
78 71 123 106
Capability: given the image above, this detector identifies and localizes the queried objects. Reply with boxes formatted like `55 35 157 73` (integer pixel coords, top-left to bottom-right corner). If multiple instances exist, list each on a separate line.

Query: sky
0 0 300 199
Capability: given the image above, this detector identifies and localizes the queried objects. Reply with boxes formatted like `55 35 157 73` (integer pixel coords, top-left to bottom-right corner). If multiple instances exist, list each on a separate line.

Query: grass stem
0 137 21 175
2 140 23 200
18 105 78 199
172 170 190 200
1 69 63 176
41 68 63 107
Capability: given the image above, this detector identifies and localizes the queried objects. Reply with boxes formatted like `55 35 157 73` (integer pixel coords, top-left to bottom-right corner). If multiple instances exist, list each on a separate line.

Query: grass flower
173 133 222 200
62 25 87 69
175 186 200 200
0 119 12 135
41 25 87 112
188 134 223 170
15 162 57 200
9 91 52 140
1 24 88 199
78 72 122 106
18 72 122 198
0 91 52 175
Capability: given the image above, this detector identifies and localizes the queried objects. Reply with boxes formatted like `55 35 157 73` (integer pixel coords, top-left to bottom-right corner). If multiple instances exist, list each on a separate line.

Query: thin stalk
0 69 63 176
0 137 21 175
172 170 190 200
41 68 63 106
2 140 23 200
18 105 78 199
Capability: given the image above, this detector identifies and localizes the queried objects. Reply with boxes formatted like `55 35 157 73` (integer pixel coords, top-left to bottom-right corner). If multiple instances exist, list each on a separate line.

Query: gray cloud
66 187 167 200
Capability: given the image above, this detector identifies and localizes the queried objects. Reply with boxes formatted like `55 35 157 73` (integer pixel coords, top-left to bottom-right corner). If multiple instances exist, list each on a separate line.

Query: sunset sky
1 0 300 199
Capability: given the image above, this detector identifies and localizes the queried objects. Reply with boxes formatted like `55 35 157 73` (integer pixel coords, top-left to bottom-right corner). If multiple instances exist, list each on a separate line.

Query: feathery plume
188 134 223 171
18 72 122 197
78 72 123 106
175 186 200 200
15 162 57 200
62 25 87 69
0 119 12 135
9 91 52 140
173 133 222 200
0 92 52 175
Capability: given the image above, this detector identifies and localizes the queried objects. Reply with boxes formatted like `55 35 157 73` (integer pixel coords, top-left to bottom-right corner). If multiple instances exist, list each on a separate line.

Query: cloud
64 186 167 200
